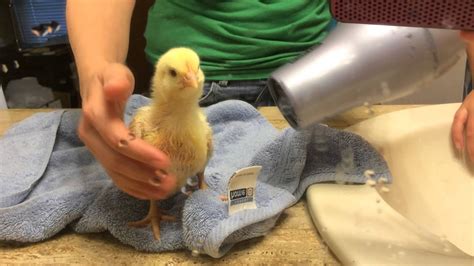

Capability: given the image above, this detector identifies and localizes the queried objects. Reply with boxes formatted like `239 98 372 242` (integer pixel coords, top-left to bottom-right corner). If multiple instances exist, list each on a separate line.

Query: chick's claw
197 171 208 190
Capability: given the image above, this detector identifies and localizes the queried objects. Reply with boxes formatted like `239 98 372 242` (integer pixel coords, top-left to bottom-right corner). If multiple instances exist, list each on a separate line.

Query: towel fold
0 95 391 258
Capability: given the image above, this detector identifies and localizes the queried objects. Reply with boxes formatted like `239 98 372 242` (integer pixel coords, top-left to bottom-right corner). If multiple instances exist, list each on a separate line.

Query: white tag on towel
227 166 261 215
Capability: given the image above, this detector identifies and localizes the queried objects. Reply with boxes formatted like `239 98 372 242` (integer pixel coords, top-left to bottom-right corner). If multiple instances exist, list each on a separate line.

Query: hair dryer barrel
267 23 465 129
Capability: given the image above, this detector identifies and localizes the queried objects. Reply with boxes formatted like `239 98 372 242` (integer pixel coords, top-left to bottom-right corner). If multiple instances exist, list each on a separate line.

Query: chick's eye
169 69 177 77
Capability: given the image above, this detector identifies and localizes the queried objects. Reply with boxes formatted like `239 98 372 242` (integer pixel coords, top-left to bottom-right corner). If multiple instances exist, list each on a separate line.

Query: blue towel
0 95 391 258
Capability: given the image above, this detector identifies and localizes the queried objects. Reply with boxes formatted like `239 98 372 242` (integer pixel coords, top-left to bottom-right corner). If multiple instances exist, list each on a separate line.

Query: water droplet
381 186 390 193
439 234 452 252
323 244 329 252
314 132 329 152
341 147 354 162
365 241 372 247
365 178 376 187
315 143 329 152
364 169 375 179
408 46 417 58
441 18 455 29
191 249 200 257
341 161 354 173
387 244 393 249
340 148 354 174
335 164 347 185
363 102 374 115
439 234 447 241
378 177 388 184
278 97 292 112
398 250 406 257
364 170 377 187
380 82 391 97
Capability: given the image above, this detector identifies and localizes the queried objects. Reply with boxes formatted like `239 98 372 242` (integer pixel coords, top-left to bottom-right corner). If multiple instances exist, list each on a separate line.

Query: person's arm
67 0 133 88
459 31 474 76
452 31 474 161
66 0 175 199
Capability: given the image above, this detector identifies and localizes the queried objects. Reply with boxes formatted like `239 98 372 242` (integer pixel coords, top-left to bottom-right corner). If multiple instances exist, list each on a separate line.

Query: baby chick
127 47 213 240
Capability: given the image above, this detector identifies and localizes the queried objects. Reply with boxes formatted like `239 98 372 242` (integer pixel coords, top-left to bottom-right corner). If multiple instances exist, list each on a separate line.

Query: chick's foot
128 200 176 240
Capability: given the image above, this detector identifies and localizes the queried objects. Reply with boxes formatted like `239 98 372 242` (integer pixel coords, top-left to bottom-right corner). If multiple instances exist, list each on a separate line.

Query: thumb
102 63 135 103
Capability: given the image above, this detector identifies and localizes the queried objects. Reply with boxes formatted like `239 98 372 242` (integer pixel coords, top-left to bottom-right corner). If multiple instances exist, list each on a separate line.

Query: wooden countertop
0 104 419 265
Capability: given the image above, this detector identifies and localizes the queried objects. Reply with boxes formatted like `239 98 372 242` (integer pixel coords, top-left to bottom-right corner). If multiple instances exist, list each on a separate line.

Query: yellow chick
127 47 213 240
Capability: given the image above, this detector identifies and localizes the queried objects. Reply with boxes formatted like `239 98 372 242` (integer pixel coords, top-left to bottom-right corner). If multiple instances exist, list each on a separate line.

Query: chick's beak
183 71 198 89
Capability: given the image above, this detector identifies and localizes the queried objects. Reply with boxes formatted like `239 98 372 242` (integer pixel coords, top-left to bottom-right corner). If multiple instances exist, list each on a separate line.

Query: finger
452 107 468 151
106 169 171 200
466 115 474 162
81 99 171 170
81 77 170 170
107 170 149 200
84 128 177 200
90 115 171 170
79 110 178 199
80 65 170 173
78 117 169 184
102 63 135 102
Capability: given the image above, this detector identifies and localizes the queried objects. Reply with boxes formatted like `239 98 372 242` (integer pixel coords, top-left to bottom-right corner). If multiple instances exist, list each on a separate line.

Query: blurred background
0 0 154 109
0 0 467 109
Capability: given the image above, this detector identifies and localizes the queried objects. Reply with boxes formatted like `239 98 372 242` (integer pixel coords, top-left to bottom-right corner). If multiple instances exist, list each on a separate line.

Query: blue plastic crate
10 0 68 49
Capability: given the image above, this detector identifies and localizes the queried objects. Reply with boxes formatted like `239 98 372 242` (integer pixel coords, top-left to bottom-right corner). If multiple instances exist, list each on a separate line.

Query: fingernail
155 169 168 177
455 142 463 151
149 176 161 187
118 139 128 148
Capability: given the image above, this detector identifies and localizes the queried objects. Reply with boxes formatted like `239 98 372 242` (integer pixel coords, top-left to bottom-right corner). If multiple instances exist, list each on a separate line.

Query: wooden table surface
0 105 419 265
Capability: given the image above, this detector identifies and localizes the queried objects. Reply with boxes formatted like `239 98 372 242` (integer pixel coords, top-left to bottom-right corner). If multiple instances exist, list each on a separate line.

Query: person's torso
144 0 332 80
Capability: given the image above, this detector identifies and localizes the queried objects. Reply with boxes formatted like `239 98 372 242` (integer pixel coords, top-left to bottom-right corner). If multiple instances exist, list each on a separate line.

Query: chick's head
152 47 205 102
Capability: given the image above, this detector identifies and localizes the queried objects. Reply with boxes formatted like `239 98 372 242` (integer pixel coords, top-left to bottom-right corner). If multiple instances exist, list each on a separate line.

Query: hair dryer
267 1 471 129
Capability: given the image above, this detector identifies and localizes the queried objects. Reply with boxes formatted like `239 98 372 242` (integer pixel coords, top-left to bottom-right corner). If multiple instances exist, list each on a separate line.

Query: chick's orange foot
197 172 227 201
128 199 176 240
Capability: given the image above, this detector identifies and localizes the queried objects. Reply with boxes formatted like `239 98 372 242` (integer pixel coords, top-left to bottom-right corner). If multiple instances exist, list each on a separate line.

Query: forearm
66 0 135 88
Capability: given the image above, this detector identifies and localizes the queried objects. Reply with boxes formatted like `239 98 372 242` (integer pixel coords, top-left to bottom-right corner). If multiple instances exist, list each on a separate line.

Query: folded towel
0 95 391 258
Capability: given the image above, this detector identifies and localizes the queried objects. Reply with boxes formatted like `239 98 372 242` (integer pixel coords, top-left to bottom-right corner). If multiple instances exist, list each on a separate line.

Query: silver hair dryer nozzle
268 23 465 129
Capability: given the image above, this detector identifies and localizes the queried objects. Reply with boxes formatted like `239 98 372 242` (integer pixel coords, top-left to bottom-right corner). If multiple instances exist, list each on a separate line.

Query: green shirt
144 0 332 80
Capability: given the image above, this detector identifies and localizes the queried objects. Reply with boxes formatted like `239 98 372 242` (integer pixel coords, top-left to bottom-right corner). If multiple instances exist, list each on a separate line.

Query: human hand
452 31 474 161
452 91 474 161
77 63 176 199
460 31 474 42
